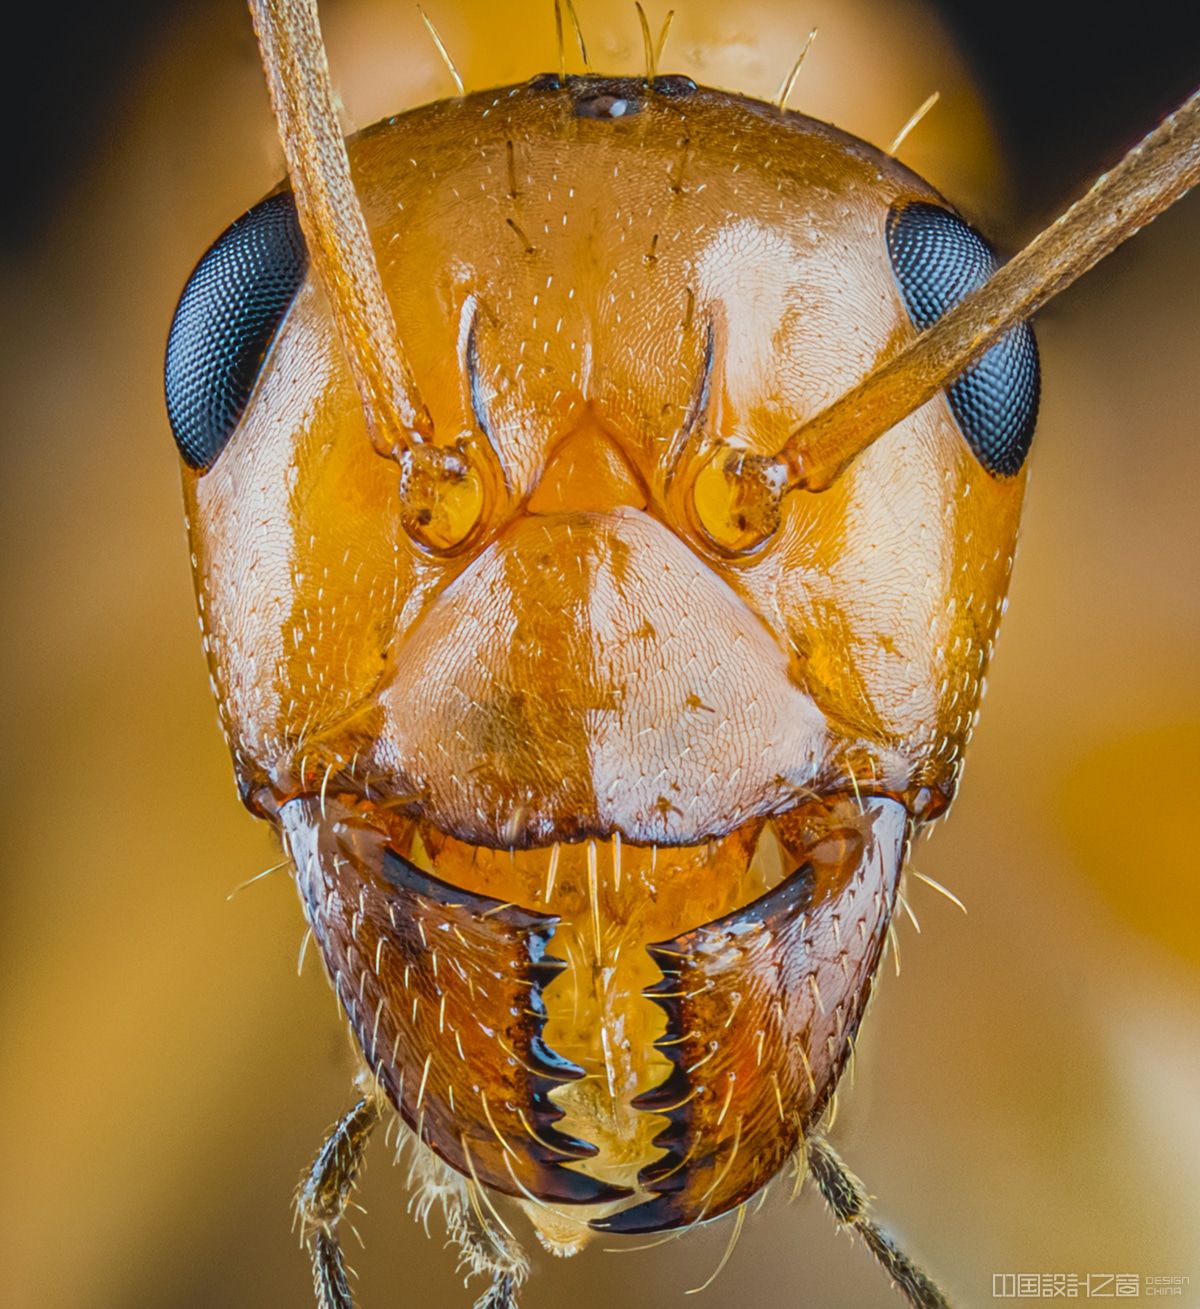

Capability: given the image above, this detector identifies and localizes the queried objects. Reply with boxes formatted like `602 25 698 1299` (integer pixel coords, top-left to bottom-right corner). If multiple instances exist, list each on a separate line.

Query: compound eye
887 202 1040 477
165 191 308 470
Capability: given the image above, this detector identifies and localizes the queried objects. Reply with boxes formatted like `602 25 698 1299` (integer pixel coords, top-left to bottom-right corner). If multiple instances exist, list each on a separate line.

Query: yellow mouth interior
395 820 791 1206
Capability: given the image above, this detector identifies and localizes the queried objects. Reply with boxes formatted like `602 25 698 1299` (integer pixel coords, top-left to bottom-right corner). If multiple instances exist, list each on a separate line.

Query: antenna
695 84 1200 550
248 0 485 551
777 86 1200 494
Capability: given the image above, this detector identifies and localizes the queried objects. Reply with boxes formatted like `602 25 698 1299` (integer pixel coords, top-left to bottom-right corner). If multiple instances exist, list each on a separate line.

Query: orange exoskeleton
163 1 1200 1305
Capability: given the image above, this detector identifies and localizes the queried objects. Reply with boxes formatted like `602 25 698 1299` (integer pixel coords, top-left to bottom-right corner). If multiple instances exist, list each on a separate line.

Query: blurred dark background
6 0 1200 249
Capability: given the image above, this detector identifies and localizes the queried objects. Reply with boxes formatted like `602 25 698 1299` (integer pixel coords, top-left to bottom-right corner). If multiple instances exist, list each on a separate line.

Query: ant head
161 0 1200 1257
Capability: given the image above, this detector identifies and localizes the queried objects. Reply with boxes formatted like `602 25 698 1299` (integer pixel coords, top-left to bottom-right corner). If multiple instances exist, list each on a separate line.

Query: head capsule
167 69 1035 1238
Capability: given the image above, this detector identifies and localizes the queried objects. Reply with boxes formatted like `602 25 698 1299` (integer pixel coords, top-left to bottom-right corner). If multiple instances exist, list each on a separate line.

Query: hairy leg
296 1095 381 1309
804 1136 953 1309
295 1088 534 1308
472 1272 518 1309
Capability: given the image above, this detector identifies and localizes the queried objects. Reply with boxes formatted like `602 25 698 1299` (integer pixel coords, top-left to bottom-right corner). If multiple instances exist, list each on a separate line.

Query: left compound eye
165 191 308 470
887 201 1040 477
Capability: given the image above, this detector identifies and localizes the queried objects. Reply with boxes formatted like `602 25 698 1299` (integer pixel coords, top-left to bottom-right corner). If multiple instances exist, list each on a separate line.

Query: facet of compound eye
165 191 307 470
887 202 1040 477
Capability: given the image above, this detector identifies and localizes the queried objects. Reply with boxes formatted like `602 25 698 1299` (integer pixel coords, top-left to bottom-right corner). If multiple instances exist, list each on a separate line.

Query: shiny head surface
171 70 1016 1238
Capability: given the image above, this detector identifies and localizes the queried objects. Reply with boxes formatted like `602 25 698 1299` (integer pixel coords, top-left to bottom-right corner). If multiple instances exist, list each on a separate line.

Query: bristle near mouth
281 783 906 1248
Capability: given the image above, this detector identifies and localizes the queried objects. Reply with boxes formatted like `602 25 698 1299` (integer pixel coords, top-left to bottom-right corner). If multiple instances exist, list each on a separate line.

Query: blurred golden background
2 1 1197 1306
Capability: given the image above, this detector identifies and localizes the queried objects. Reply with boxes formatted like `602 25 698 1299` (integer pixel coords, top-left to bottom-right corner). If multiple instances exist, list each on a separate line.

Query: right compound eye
164 191 308 471
887 202 1040 478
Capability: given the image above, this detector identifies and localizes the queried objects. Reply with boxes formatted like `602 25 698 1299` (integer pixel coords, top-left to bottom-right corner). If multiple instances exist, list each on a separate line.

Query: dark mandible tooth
294 802 602 1205
614 796 907 1231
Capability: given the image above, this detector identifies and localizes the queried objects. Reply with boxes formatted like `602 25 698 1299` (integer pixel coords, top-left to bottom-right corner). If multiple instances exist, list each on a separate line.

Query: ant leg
804 1136 953 1309
472 1272 518 1309
296 1095 381 1309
